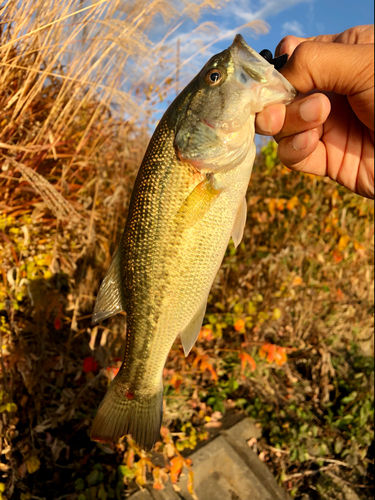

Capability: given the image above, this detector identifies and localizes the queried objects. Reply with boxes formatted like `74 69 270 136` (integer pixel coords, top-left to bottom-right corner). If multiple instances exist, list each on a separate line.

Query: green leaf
235 398 248 408
247 301 257 315
75 478 85 491
98 484 107 500
334 439 344 455
299 424 309 435
117 465 135 480
341 391 358 405
87 469 100 486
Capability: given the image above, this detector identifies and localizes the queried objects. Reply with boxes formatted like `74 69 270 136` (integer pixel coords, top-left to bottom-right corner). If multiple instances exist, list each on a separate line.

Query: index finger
275 34 340 57
278 42 374 97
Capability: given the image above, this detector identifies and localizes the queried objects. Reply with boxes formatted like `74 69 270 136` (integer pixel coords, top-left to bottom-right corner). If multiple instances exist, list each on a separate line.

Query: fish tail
91 379 163 452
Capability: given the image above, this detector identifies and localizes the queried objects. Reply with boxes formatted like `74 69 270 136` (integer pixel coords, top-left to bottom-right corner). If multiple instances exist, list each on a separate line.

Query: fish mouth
230 33 297 106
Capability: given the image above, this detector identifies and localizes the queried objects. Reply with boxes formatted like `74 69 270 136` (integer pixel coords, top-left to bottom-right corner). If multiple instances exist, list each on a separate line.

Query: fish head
175 34 297 172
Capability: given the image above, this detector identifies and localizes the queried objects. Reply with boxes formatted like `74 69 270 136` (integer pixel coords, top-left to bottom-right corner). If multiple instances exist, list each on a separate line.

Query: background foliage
0 1 373 499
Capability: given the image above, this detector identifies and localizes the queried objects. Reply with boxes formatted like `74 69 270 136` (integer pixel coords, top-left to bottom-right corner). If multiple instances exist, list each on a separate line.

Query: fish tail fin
91 378 163 452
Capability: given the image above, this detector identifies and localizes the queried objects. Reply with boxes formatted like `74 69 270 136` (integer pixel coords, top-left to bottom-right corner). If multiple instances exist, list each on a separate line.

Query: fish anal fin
92 249 126 325
91 375 163 452
180 298 207 356
176 176 222 230
231 197 247 248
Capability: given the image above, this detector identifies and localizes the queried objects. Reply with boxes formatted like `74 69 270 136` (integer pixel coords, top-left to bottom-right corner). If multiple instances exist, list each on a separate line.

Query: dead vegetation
0 1 374 500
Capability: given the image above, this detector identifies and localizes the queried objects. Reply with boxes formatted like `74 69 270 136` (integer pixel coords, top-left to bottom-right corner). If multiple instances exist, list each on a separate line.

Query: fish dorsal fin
180 298 208 356
231 197 247 248
92 249 126 325
175 176 222 230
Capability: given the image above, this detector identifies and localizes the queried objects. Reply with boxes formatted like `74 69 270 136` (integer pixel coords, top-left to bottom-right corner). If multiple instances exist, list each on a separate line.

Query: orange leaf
192 355 201 369
354 240 364 252
292 276 303 287
338 235 350 252
170 456 184 483
259 343 275 362
153 467 165 490
239 352 256 374
260 344 287 366
126 449 134 468
199 326 214 341
268 199 276 216
266 344 277 363
200 360 218 381
332 249 343 263
187 470 198 500
276 198 286 211
259 344 268 359
160 426 170 440
336 288 344 300
274 347 287 366
170 373 183 392
234 319 245 332
287 196 299 211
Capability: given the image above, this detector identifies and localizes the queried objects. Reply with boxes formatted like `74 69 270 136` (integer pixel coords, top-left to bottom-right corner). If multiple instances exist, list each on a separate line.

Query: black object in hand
260 49 289 71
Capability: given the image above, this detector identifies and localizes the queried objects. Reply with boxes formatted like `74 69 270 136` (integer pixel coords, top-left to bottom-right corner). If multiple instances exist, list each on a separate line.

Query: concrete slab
178 433 284 500
128 418 290 500
129 489 154 500
222 419 289 500
148 479 180 500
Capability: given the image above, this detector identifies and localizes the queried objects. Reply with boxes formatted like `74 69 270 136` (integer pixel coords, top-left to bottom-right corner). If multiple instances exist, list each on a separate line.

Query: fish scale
90 34 296 451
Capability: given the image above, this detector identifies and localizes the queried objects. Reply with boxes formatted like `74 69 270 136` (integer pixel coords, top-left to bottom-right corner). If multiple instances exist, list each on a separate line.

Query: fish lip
230 34 267 65
231 33 297 103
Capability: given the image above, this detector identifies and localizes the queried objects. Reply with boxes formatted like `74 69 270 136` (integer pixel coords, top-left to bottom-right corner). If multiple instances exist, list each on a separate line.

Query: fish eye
205 69 222 86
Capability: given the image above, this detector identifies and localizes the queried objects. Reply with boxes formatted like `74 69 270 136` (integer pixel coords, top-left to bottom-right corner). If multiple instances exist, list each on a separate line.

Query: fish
90 34 296 451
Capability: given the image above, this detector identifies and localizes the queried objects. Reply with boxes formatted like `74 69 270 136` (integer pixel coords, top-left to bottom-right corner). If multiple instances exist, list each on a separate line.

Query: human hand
256 25 374 199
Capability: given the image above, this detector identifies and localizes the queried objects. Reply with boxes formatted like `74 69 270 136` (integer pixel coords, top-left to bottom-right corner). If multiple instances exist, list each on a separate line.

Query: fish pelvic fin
91 377 163 452
175 175 222 230
231 196 247 248
180 296 208 356
92 249 126 325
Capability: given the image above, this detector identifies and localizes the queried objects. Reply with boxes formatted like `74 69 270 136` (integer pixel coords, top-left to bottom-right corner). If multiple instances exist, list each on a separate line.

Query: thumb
279 41 374 97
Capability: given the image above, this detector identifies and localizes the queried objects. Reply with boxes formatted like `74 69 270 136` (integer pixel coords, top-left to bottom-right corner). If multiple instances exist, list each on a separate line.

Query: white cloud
142 0 313 110
227 0 312 24
282 20 305 37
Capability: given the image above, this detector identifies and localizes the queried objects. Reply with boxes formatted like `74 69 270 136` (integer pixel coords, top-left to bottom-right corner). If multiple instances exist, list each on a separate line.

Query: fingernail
293 130 312 151
300 97 321 122
257 108 273 134
275 38 287 57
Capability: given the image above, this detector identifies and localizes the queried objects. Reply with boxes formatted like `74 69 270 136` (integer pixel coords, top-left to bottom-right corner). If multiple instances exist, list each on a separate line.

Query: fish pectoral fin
91 374 163 452
180 298 208 356
176 176 222 230
92 249 126 325
231 196 247 248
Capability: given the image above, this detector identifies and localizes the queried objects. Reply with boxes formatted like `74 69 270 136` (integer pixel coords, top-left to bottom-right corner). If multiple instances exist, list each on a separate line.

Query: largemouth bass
91 35 296 451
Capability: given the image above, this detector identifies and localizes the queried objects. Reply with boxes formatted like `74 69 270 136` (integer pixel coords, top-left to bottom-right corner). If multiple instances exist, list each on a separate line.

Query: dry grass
0 2 373 500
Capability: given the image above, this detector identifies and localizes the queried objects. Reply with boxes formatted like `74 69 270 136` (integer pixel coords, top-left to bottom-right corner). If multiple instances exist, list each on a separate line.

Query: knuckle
292 41 315 60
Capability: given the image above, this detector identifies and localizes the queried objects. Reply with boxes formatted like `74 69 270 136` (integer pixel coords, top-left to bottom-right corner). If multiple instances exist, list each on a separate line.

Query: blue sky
196 0 373 56
144 0 373 116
